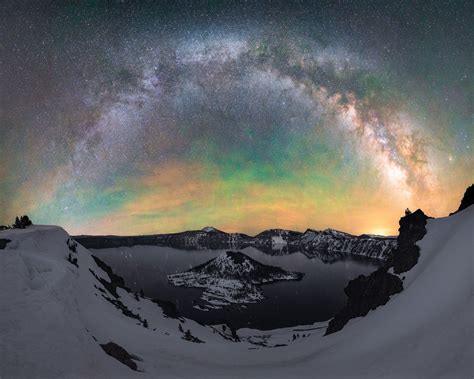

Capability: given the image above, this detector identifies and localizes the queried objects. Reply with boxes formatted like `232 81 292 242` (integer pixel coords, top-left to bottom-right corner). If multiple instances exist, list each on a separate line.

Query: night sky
1 1 472 236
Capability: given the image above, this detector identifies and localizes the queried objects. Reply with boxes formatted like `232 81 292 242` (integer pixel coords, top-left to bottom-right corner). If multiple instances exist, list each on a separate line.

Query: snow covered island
167 251 303 307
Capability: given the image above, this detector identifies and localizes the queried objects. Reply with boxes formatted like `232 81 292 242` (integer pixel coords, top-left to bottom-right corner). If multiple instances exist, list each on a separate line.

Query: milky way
1 1 472 235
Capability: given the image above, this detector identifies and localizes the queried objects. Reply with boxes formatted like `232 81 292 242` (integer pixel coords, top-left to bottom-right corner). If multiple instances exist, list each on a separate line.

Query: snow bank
0 207 472 378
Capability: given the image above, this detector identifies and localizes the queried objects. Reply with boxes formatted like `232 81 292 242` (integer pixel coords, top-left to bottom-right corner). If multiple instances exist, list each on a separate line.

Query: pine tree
185 329 191 339
143 319 148 328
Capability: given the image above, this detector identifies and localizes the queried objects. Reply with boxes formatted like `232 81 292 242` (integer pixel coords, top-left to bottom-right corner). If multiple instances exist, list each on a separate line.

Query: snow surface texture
167 251 303 308
0 207 472 378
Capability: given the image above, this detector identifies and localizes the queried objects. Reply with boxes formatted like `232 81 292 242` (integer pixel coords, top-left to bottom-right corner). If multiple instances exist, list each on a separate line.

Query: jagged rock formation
452 184 474 214
168 251 303 308
326 208 429 335
325 268 403 335
293 229 396 260
391 209 429 274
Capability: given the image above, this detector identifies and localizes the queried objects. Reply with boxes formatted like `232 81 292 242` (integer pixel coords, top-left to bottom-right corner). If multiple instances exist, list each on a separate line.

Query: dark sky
1 1 472 235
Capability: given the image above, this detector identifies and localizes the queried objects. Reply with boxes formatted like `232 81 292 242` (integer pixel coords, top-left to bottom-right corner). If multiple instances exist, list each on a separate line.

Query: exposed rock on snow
0 238 11 249
391 209 429 274
325 268 403 334
100 342 140 371
168 251 303 307
327 208 430 334
452 183 474 214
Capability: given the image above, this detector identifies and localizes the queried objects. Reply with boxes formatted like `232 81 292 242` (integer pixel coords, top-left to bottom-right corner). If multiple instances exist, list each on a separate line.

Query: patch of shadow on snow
100 342 141 371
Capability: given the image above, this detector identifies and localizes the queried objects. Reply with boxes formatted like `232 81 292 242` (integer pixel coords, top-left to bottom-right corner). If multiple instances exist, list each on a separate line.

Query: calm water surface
92 246 382 330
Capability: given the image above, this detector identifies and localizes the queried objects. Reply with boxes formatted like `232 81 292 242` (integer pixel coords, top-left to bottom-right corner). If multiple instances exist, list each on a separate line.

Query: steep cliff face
294 229 397 260
391 209 429 274
326 208 430 335
76 227 397 260
326 209 429 334
453 183 474 214
325 268 403 335
155 228 252 250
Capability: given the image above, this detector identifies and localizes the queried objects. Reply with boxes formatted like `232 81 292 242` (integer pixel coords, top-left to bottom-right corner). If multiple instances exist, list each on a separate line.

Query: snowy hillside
0 206 472 378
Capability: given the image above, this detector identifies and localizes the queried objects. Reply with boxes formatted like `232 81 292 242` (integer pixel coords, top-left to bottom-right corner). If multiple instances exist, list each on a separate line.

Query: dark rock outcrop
453 184 474 214
325 268 403 334
100 342 139 371
0 239 11 249
91 255 131 298
326 209 429 335
391 209 429 274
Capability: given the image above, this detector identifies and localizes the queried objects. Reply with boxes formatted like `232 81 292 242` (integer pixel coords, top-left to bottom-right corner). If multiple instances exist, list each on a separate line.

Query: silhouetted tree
13 215 32 229
185 329 192 339
140 289 144 297
143 319 148 328
134 293 139 301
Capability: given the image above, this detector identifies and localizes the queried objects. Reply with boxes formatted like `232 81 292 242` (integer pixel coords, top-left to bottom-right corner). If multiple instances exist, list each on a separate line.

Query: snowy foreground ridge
0 207 473 378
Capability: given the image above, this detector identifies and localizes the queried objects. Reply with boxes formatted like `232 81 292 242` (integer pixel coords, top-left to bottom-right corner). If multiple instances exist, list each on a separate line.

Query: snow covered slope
0 206 472 378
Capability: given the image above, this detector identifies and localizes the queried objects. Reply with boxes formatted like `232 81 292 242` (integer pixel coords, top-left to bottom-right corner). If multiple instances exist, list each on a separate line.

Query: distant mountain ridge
75 226 397 261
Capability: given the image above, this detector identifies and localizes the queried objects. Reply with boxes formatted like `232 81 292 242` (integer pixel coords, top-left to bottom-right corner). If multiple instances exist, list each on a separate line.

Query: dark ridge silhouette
452 184 474 214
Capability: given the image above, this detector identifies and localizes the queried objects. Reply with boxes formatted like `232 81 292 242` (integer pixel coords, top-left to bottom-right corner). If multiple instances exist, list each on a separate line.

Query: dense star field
1 1 472 235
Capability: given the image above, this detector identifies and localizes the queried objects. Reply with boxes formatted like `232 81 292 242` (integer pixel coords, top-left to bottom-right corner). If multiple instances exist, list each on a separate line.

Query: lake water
92 246 382 330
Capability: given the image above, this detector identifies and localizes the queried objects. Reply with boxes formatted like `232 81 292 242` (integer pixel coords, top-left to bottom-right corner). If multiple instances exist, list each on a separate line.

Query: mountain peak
201 226 219 233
